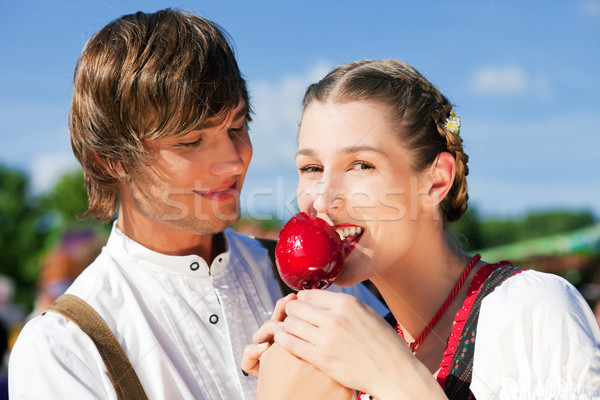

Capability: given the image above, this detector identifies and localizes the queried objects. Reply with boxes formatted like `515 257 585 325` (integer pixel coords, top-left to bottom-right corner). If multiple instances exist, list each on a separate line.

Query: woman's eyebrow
296 145 388 159
296 148 314 158
340 145 386 155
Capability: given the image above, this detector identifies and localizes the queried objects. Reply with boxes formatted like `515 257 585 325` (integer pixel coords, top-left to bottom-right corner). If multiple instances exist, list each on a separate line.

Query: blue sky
1 1 599 221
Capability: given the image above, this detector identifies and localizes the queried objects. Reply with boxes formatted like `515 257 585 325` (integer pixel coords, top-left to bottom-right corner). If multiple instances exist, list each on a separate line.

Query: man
9 9 384 399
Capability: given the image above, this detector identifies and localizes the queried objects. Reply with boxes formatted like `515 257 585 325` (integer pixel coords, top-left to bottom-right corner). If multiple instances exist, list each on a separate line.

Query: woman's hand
241 293 297 378
274 290 446 399
273 290 400 394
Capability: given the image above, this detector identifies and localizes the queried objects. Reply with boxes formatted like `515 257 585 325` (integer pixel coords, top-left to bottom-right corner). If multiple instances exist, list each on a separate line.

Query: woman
242 60 600 399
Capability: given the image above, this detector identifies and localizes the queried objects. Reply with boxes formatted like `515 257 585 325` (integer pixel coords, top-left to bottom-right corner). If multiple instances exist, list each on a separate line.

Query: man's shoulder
224 229 273 263
10 306 98 369
66 248 114 299
225 228 267 246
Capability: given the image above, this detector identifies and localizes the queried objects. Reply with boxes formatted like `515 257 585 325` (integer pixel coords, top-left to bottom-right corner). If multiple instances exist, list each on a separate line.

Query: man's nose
210 138 246 176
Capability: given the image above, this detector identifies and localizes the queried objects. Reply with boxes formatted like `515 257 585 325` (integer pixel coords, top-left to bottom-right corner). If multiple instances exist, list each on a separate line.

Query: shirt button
209 314 219 324
218 257 222 262
190 262 199 271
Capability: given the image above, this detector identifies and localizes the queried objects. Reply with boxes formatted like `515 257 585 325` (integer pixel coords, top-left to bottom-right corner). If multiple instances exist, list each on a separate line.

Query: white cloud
30 152 79 195
577 0 600 17
470 64 554 101
242 61 333 218
471 64 528 95
248 61 333 169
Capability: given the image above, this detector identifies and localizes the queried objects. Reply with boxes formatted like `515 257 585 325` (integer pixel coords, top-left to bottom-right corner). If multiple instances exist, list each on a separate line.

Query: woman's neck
371 231 471 345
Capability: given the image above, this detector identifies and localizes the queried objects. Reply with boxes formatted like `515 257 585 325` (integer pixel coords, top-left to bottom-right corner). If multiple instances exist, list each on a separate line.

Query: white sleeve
471 270 600 400
8 313 117 400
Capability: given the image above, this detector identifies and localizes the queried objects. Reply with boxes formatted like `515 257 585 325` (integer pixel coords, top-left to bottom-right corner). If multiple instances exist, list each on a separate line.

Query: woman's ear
91 151 125 178
427 152 456 207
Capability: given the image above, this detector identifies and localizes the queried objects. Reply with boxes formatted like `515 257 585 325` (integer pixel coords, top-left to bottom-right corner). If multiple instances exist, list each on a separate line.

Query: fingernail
277 322 284 327
258 342 269 348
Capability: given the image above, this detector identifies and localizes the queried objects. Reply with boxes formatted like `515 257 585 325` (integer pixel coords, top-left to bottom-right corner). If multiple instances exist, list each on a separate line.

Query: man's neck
116 207 216 262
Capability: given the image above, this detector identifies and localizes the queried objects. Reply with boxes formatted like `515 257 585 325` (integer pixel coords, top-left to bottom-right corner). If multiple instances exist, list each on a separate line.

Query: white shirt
9 223 386 400
472 270 600 399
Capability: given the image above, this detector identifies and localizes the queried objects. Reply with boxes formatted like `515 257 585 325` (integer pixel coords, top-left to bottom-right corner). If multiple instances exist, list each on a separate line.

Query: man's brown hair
70 8 249 222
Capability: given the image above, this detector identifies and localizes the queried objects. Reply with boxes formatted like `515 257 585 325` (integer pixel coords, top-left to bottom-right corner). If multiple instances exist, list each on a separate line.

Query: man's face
122 99 252 236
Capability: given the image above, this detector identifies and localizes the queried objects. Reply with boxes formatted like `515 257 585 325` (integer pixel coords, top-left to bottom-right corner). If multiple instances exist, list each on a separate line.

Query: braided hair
301 59 469 224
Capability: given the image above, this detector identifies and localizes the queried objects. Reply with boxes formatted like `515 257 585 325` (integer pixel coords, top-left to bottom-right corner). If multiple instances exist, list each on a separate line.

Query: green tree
36 169 107 234
522 211 596 238
450 207 485 251
0 165 45 307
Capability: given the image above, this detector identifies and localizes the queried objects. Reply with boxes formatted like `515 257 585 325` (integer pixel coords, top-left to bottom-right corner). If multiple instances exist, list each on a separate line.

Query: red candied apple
275 212 345 290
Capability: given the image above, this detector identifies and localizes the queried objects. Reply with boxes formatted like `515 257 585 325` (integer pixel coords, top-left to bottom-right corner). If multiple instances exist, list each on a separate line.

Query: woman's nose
312 178 344 215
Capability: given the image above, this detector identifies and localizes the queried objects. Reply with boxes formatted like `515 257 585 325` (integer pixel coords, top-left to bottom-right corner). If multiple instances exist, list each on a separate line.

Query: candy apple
275 212 363 290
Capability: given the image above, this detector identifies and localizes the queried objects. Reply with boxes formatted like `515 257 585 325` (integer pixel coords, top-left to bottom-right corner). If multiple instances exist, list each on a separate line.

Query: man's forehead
201 99 248 129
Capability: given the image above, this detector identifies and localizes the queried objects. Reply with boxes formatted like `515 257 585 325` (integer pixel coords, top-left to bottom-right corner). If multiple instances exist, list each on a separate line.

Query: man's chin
196 213 240 235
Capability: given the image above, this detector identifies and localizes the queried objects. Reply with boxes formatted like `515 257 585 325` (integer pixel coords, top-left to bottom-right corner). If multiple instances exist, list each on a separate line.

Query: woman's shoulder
470 267 600 398
482 266 588 313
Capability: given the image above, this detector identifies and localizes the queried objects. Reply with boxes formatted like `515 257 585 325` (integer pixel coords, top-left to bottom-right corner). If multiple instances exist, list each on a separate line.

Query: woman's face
296 100 432 285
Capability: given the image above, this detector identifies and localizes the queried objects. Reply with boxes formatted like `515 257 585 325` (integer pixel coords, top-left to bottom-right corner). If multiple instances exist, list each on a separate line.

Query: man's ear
427 152 456 207
91 151 125 178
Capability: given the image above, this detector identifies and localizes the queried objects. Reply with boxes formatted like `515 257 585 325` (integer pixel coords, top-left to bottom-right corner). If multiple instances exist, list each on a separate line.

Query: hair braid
432 105 469 222
414 75 470 223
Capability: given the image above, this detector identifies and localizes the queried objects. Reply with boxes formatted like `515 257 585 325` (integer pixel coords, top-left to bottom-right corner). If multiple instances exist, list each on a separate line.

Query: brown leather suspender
43 294 148 400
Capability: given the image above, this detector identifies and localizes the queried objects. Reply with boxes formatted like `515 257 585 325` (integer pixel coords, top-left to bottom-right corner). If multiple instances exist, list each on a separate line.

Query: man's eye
229 122 248 136
180 138 203 148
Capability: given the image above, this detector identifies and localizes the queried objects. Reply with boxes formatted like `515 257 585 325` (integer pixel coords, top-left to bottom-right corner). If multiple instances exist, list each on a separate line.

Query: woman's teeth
335 226 363 242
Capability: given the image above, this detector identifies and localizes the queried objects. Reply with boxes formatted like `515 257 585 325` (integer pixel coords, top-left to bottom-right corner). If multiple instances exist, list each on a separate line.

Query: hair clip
444 111 461 136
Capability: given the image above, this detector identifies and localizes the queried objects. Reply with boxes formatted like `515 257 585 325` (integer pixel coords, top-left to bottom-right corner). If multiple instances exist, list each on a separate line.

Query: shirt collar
106 221 233 277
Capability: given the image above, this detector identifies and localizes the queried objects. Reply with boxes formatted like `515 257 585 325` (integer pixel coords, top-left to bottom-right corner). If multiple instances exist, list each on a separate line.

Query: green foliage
38 169 89 226
0 165 46 307
0 165 110 310
451 206 598 250
522 211 595 239
449 208 485 251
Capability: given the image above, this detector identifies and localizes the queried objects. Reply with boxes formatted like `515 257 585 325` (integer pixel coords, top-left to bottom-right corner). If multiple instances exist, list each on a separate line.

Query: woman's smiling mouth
334 223 364 256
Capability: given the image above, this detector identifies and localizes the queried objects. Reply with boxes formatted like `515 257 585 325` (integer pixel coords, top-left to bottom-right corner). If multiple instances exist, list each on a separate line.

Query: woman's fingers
251 319 280 344
280 314 322 345
240 342 270 379
250 294 298 345
273 323 317 364
285 290 369 329
271 293 297 322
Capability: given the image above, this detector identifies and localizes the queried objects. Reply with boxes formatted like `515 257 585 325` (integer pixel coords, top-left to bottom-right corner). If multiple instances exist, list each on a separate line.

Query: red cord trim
436 261 514 387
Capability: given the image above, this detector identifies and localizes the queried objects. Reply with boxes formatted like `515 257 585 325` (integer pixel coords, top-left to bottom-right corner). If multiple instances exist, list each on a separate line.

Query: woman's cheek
296 181 314 213
346 189 378 222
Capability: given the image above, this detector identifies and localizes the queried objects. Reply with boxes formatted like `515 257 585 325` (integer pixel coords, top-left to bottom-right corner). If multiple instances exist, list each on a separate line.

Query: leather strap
43 294 148 400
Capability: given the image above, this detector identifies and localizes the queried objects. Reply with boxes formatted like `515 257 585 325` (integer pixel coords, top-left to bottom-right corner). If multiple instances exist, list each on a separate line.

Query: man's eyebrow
296 145 386 158
200 104 250 129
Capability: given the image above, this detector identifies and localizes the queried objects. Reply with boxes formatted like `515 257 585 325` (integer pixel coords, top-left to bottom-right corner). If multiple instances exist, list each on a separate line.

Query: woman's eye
298 165 323 174
351 162 374 171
